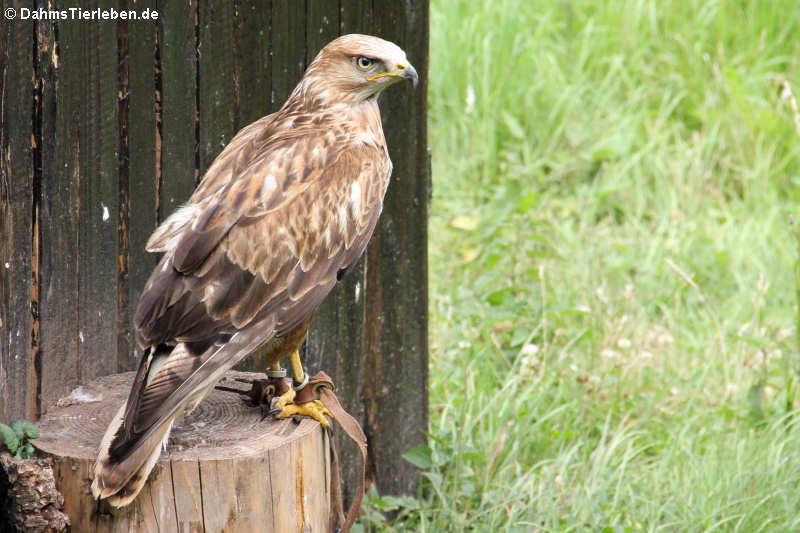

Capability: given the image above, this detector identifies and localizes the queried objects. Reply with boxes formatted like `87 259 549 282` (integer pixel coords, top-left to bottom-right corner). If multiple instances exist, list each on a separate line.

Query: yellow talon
274 399 332 428
271 387 296 410
267 349 330 427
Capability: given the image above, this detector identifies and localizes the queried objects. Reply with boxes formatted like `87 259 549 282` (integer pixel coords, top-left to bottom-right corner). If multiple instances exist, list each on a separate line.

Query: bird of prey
91 34 418 507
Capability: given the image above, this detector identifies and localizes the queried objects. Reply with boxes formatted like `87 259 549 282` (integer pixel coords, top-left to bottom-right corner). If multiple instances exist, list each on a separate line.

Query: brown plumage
91 34 418 507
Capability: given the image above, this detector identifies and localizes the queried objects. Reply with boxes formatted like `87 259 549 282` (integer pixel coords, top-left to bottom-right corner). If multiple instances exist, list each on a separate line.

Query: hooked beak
367 62 419 88
399 63 419 88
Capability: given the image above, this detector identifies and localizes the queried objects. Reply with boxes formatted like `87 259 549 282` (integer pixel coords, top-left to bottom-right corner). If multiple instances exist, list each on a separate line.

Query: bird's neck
281 83 386 147
351 97 386 148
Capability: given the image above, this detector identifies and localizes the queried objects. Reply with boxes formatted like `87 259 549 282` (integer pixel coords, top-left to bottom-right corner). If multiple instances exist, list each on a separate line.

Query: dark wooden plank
365 1 430 497
270 0 307 110
38 4 81 411
74 0 120 385
118 4 132 373
339 0 373 34
0 0 35 421
198 0 236 174
234 0 272 128
306 0 339 59
122 0 159 371
159 0 199 217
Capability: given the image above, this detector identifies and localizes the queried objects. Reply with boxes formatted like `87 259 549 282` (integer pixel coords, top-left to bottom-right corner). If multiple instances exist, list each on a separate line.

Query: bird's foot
273 398 332 428
251 360 332 427
269 374 331 427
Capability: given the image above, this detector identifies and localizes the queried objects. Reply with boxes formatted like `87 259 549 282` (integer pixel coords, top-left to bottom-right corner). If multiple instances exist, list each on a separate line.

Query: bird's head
296 34 418 107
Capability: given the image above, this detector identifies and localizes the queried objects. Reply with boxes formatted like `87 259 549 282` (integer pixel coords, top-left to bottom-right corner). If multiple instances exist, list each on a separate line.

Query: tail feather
90 342 193 506
91 403 176 507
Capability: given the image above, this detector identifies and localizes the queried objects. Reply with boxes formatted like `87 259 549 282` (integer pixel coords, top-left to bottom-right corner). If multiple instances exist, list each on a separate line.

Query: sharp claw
267 396 282 416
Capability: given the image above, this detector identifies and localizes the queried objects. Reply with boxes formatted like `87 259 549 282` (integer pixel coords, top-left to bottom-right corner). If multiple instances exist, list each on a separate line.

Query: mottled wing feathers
135 142 388 341
225 147 388 335
144 114 275 256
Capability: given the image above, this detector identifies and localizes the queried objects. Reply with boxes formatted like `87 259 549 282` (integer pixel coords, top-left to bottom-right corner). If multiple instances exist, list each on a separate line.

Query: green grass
361 0 800 531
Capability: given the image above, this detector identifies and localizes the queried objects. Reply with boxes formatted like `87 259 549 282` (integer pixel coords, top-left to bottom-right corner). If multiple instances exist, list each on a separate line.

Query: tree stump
31 371 331 533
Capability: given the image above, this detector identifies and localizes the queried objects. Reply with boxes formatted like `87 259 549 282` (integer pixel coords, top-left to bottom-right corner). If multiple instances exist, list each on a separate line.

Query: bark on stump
31 371 331 533
0 452 69 533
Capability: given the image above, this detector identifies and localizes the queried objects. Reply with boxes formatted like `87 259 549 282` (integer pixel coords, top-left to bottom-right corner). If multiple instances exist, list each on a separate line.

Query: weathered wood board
0 0 36 422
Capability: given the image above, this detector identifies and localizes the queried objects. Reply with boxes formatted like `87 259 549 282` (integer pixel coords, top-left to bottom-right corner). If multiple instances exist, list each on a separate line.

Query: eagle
91 34 418 507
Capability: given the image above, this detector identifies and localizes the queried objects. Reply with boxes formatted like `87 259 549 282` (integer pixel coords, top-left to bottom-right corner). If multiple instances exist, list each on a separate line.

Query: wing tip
91 462 149 508
91 405 175 508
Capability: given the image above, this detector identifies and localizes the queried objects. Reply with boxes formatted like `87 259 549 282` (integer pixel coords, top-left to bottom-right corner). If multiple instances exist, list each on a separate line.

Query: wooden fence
0 0 429 499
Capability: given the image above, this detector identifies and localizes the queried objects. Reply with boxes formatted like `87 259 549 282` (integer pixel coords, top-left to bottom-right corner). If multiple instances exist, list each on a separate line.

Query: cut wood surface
32 371 331 533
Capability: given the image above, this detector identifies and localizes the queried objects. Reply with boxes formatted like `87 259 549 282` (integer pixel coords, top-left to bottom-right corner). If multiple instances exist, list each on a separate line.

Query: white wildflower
600 349 619 359
521 344 539 357
465 85 475 114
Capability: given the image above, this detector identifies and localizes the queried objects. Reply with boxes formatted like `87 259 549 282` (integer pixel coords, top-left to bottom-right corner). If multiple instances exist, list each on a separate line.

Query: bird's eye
356 56 374 71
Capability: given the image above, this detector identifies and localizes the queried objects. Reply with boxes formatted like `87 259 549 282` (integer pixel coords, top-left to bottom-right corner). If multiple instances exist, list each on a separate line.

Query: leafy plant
0 420 40 459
